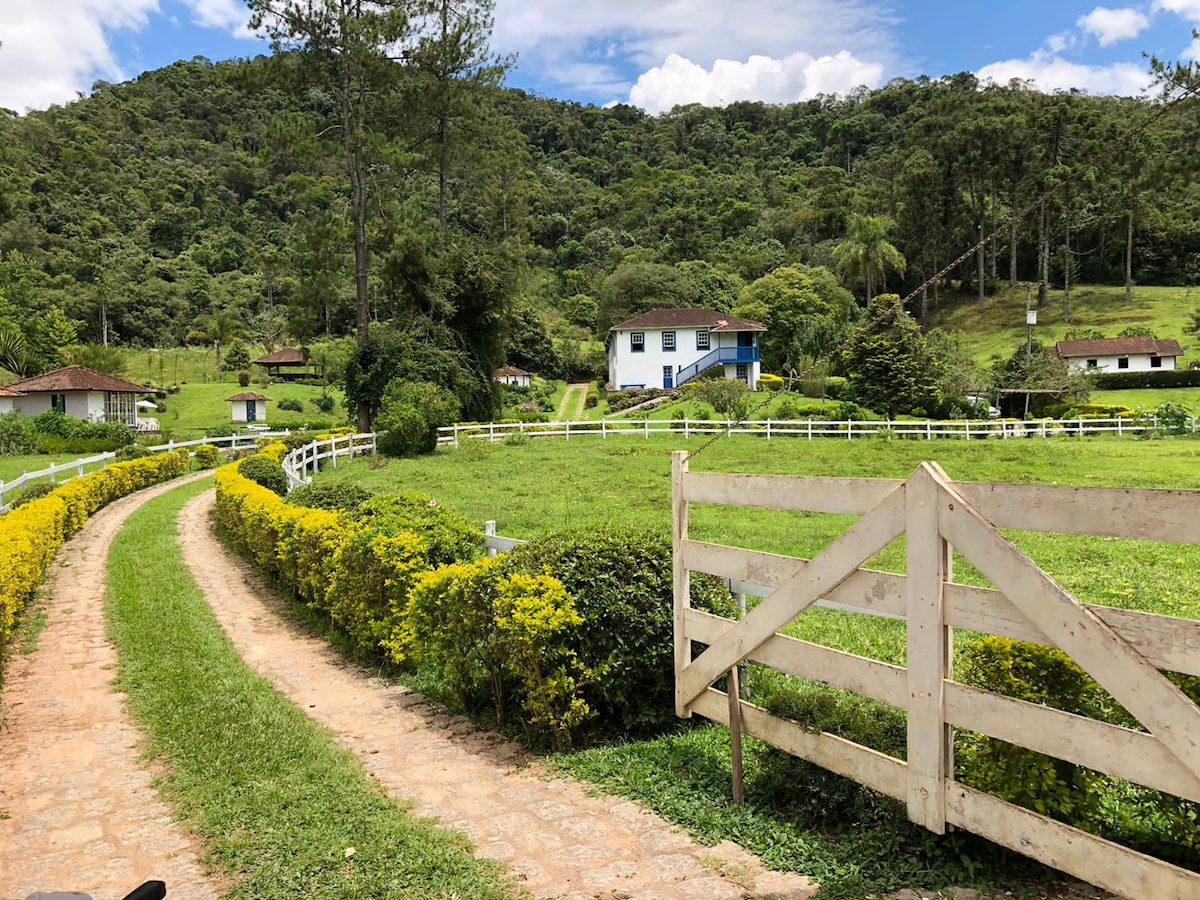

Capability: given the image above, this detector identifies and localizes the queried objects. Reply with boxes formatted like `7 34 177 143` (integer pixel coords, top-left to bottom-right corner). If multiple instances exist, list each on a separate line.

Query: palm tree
195 306 246 377
0 325 30 377
832 215 907 303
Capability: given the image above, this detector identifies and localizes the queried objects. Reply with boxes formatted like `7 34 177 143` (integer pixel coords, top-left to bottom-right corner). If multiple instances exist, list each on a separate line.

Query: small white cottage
7 365 149 425
0 386 22 414
494 365 532 387
226 391 271 425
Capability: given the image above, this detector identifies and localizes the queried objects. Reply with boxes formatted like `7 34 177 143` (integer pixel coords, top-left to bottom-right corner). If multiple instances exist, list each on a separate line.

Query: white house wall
609 326 759 389
12 390 95 419
1066 353 1177 373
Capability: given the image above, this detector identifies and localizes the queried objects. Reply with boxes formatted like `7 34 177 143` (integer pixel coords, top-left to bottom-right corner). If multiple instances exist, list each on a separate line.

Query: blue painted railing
675 346 759 385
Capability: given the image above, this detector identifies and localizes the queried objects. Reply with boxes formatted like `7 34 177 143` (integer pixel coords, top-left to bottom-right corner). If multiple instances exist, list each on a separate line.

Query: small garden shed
226 391 271 425
494 365 532 387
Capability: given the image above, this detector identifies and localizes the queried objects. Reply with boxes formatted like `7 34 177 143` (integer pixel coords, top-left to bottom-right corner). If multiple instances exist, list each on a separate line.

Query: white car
965 395 1001 418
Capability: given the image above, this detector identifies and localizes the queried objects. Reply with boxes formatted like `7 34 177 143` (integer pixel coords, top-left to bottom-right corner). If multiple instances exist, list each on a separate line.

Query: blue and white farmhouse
607 309 767 390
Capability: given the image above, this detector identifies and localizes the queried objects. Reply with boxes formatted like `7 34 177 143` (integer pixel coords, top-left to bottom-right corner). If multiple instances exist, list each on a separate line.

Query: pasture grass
318 433 1200 666
105 479 510 900
0 453 103 484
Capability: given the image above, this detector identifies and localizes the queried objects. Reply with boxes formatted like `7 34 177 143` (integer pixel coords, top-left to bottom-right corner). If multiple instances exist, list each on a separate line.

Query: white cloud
978 56 1151 95
0 0 158 113
1077 6 1151 45
494 0 894 103
1155 0 1200 20
0 0 256 113
629 51 882 114
183 0 252 35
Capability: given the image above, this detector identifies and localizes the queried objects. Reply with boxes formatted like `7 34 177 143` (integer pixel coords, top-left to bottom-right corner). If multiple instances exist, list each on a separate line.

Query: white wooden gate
672 452 1200 898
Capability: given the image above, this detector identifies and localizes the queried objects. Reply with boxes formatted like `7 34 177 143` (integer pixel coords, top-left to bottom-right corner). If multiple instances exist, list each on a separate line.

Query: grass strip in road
105 478 510 900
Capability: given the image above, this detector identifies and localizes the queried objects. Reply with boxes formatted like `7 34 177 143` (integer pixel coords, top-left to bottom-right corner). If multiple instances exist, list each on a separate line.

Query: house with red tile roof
7 366 150 426
1054 336 1184 374
494 365 532 387
607 308 766 390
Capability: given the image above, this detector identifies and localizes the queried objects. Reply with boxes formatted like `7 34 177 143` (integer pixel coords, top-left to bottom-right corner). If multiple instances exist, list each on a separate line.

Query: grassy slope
106 479 509 900
157 381 347 438
932 283 1200 366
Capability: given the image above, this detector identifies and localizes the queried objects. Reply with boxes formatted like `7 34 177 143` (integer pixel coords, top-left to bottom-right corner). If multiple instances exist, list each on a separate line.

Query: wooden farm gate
671 452 1200 898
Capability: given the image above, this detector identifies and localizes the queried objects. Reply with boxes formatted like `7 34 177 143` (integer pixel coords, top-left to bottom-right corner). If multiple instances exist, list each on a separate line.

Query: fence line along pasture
282 431 378 490
0 431 292 513
437 415 1197 446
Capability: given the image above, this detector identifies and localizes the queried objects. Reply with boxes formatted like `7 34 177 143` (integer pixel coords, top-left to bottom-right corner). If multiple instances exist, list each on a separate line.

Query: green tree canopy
832 215 906 302
840 294 941 418
732 265 855 375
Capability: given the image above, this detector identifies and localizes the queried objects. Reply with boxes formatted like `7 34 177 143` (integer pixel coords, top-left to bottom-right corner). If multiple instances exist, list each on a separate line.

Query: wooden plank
684 608 907 708
945 682 1200 803
955 482 1200 543
672 451 692 718
945 782 1200 899
728 667 744 806
906 463 949 832
681 470 903 514
677 484 906 707
691 688 907 802
939 480 1200 784
681 540 906 617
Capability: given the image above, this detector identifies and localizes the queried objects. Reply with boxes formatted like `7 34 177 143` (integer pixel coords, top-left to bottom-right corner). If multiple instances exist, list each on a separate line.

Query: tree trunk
1125 209 1135 302
1009 201 1019 287
437 0 450 250
977 227 985 314
1062 198 1072 323
1037 199 1048 308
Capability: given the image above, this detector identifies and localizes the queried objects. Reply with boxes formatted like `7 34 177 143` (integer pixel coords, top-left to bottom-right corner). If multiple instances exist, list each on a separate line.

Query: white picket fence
437 415 1196 446
0 431 292 513
282 432 378 490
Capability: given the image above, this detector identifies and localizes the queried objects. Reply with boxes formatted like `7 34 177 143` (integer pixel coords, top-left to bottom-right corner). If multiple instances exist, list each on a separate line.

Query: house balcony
675 346 759 386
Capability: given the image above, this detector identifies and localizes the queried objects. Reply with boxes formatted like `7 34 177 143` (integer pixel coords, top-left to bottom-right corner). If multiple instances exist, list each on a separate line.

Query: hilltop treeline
1 55 1198 381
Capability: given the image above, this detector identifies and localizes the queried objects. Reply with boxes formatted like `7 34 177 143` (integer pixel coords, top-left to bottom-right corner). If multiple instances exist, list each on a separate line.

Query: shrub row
605 387 671 413
1092 369 1200 389
0 449 190 649
214 454 733 745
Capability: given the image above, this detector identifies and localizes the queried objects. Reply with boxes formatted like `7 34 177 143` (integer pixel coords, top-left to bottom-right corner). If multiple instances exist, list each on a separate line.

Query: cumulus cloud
0 0 159 112
1155 0 1200 20
493 0 894 103
629 51 883 114
0 0 257 113
1077 6 1151 45
183 0 253 35
978 55 1151 95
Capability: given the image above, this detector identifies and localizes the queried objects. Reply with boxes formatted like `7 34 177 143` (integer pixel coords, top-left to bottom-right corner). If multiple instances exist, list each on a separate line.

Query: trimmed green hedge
1092 369 1200 389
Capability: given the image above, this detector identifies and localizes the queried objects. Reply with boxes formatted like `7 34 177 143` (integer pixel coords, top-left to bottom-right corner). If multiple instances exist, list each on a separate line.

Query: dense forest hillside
2 53 1199 408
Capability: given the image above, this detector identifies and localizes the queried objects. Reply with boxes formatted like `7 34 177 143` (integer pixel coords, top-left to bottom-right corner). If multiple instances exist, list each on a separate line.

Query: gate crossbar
671 452 1200 899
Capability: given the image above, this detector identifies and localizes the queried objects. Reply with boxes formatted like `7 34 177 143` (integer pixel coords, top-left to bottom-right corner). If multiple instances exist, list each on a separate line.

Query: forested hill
1 54 1199 361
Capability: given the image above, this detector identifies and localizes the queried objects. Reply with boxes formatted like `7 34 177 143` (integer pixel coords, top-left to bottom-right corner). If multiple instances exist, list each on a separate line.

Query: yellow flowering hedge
214 448 592 747
0 448 190 648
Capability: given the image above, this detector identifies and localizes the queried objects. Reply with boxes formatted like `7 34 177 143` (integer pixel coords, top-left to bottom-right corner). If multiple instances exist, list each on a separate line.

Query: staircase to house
674 347 759 386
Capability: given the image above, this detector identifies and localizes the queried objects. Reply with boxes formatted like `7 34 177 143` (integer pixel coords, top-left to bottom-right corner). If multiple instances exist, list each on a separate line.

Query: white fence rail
438 415 1196 446
0 431 293 514
282 432 378 491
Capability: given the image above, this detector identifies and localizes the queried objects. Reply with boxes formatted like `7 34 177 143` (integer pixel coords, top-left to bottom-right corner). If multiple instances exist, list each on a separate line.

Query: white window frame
662 331 677 352
630 332 645 353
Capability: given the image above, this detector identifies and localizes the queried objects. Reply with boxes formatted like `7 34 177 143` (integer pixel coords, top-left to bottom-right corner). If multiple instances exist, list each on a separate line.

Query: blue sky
2 0 1199 115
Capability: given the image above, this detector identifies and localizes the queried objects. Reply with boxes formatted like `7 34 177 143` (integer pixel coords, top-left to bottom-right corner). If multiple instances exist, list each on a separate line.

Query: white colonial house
494 365 532 387
608 308 767 390
7 365 150 426
226 391 271 425
1054 336 1184 373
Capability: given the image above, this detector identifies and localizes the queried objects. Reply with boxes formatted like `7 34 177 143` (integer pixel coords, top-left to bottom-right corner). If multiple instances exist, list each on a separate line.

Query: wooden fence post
672 450 691 718
906 463 950 833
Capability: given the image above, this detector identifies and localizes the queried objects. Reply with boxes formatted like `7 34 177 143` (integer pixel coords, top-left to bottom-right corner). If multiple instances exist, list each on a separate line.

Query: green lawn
156 381 348 439
0 453 96 484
